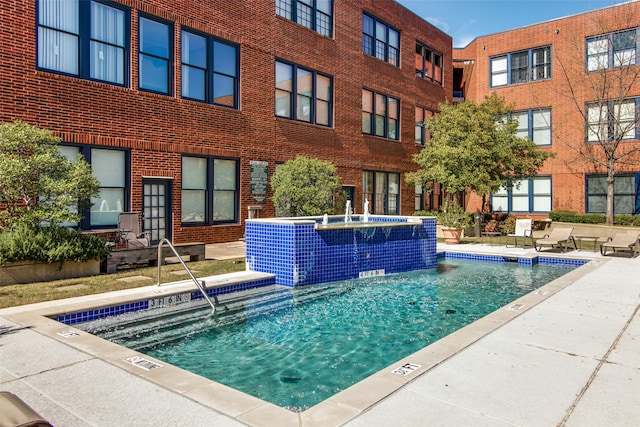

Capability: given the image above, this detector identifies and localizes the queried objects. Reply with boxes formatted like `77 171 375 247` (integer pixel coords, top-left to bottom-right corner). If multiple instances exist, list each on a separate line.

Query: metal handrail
156 238 215 313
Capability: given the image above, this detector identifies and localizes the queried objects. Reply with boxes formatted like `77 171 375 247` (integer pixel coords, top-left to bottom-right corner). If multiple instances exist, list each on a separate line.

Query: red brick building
1 0 451 243
454 1 640 219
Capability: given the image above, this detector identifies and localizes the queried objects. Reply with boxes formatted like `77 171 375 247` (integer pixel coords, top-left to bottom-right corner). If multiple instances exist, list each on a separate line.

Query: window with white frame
181 29 239 108
587 28 638 71
363 171 400 215
181 156 238 224
37 0 128 86
363 89 399 140
491 177 551 213
362 13 399 67
139 15 172 94
276 0 333 37
490 46 551 87
513 108 552 146
275 60 333 126
586 98 639 142
586 174 639 214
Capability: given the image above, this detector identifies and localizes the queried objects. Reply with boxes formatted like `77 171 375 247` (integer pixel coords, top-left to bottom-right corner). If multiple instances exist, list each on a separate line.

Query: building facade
1 0 451 243
454 1 640 218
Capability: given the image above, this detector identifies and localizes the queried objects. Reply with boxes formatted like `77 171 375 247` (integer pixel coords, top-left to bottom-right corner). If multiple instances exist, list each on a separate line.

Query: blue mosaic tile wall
53 276 276 325
442 251 588 267
246 217 437 287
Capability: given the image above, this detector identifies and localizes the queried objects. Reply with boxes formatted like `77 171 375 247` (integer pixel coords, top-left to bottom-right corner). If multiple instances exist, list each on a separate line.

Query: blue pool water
84 258 577 411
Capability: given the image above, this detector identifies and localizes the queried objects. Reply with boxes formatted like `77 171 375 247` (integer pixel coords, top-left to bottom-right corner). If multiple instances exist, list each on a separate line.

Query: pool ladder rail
156 238 216 314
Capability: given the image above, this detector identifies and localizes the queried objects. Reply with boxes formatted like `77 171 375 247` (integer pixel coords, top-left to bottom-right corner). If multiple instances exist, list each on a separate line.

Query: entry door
142 179 171 245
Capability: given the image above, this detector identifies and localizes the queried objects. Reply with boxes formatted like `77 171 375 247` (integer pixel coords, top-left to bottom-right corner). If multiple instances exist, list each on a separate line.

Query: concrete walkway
1 243 638 426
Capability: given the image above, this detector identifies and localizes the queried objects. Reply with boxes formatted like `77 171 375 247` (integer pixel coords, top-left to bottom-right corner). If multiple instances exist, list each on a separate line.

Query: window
491 177 552 213
181 29 239 108
276 60 333 126
276 0 333 37
362 14 399 67
59 145 129 228
512 108 552 146
363 171 400 215
587 29 638 71
37 0 128 86
586 98 639 142
139 16 172 94
586 174 639 214
490 46 551 87
415 42 443 85
362 89 399 139
181 156 238 224
415 106 434 145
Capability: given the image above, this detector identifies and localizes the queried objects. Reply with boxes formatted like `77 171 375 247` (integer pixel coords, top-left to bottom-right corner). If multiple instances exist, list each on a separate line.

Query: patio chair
0 391 54 427
534 227 577 253
506 218 533 248
600 233 640 257
118 212 150 248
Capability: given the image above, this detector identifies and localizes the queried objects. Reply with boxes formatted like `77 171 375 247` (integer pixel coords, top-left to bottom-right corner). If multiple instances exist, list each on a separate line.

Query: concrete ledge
103 243 206 273
0 260 100 286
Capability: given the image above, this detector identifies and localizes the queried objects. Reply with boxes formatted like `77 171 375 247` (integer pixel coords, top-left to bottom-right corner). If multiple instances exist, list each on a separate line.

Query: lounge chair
600 233 640 257
506 218 533 248
534 227 577 252
0 391 53 427
118 212 151 248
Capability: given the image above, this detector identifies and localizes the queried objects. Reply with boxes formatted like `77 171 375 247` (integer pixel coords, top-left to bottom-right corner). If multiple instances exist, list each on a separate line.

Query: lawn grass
0 258 245 309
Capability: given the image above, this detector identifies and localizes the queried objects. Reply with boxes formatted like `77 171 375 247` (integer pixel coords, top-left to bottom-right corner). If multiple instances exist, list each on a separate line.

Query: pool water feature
245 215 437 287
79 258 578 411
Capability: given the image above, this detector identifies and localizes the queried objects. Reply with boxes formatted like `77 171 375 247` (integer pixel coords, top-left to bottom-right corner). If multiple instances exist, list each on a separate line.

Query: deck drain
124 355 162 371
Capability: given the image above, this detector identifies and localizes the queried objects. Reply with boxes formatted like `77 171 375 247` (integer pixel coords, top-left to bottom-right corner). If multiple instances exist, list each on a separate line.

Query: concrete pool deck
1 242 638 426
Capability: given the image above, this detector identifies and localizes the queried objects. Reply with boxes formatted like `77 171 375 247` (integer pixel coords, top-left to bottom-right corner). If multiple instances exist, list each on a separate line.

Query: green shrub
412 210 438 217
0 225 111 266
614 214 635 226
581 214 606 224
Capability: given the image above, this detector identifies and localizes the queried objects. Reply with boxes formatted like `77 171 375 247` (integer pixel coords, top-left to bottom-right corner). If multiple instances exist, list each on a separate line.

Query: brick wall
454 2 640 216
0 0 451 243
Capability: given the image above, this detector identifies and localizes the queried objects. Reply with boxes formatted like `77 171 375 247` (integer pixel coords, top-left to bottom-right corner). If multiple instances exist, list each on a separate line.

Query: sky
395 0 636 47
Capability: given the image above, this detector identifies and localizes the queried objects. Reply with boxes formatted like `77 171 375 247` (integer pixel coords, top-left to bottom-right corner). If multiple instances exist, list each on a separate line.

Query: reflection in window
181 156 239 224
181 29 239 108
362 89 399 140
275 60 333 126
139 16 171 94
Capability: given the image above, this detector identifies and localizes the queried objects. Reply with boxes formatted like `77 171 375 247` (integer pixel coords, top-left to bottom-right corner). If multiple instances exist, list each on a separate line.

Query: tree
553 7 640 224
271 156 344 217
0 120 99 230
406 93 553 211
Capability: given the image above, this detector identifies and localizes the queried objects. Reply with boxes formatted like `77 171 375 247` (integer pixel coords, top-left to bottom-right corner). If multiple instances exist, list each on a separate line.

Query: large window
491 177 552 213
587 29 638 71
490 46 551 87
362 89 399 140
276 0 333 37
139 15 172 94
586 98 639 142
181 29 239 108
512 108 552 146
415 42 443 85
586 174 639 214
37 0 128 86
59 145 129 228
275 60 333 126
363 171 400 215
362 14 399 67
181 156 238 224
415 106 434 145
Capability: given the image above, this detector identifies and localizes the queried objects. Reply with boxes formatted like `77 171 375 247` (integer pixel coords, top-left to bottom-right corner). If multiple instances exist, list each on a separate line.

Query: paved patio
1 242 638 426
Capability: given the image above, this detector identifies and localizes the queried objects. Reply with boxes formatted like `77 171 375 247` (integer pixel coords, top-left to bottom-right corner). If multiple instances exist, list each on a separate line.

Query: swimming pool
77 257 579 411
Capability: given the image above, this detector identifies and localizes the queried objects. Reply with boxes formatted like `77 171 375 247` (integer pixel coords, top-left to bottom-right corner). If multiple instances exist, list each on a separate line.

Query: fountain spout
363 198 370 222
344 200 352 223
